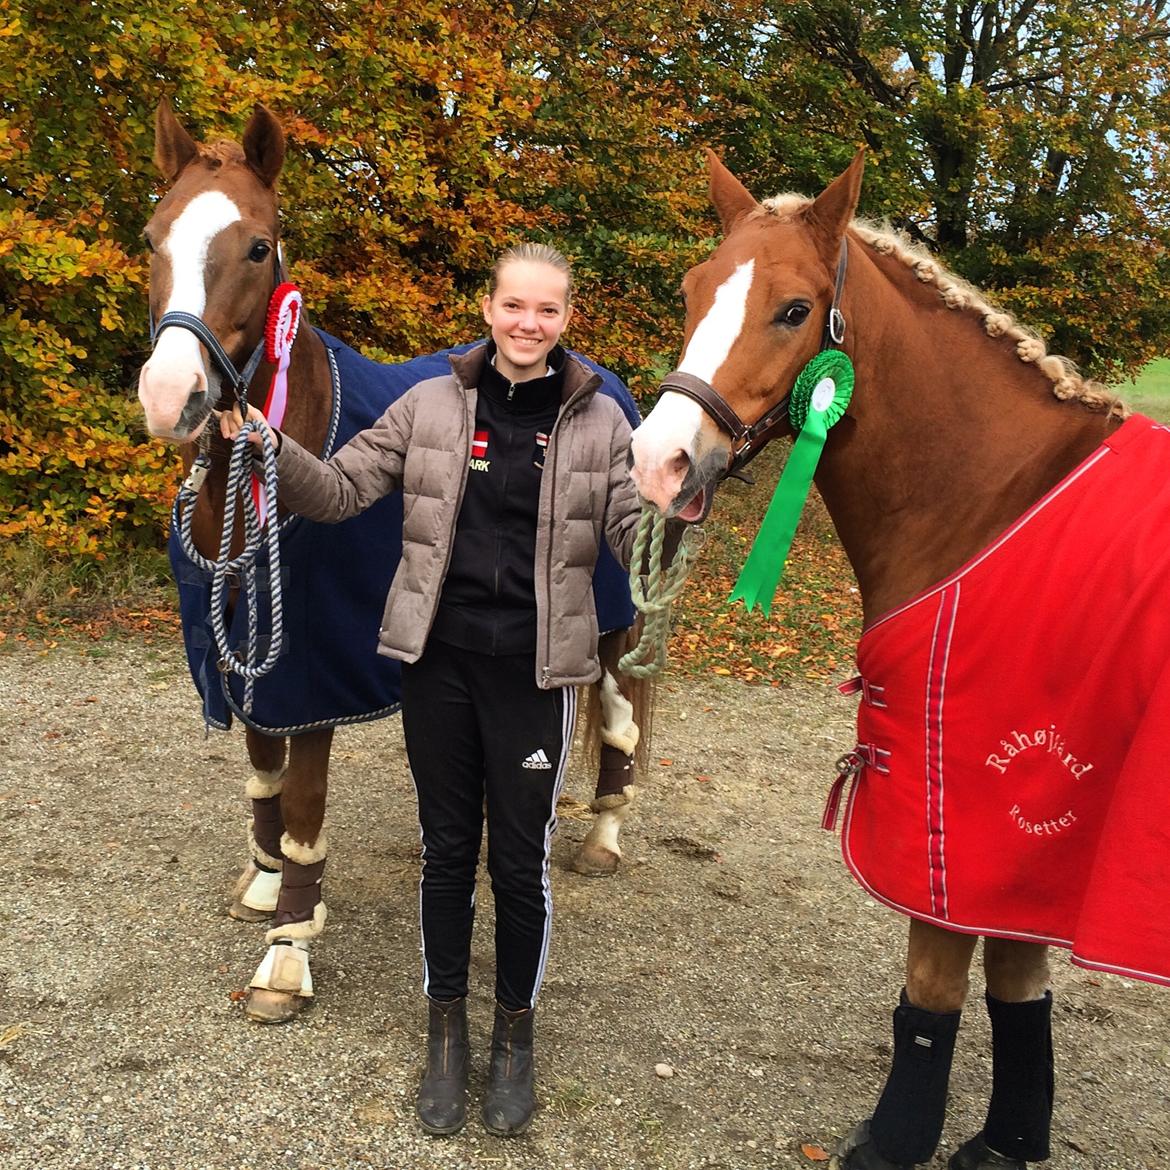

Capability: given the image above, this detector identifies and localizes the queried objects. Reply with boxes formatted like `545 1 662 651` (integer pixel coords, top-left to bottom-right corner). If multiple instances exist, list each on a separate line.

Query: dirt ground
1 637 1167 1170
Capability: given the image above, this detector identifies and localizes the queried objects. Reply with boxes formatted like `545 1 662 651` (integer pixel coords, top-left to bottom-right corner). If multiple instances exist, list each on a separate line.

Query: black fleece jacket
429 343 567 655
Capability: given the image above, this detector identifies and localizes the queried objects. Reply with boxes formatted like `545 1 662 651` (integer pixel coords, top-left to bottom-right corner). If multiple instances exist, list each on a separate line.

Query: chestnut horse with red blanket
630 152 1169 1169
137 102 649 1025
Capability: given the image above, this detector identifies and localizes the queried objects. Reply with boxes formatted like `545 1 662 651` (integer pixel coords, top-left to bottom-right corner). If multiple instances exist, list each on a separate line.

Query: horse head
630 150 863 522
138 100 286 441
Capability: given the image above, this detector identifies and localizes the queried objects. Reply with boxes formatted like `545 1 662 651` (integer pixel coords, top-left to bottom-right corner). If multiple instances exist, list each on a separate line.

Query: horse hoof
829 1120 914 1170
569 842 621 876
228 899 273 922
230 862 281 921
244 987 308 1024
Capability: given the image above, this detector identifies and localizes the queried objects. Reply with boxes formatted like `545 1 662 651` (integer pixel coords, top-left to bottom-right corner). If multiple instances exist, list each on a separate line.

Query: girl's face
482 260 572 383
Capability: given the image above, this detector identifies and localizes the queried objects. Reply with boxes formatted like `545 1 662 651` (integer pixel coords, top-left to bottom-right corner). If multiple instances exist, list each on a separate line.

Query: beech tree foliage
2 0 1168 559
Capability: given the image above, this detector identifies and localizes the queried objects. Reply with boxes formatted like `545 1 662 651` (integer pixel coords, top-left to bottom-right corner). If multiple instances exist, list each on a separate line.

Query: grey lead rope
177 421 284 715
618 507 704 678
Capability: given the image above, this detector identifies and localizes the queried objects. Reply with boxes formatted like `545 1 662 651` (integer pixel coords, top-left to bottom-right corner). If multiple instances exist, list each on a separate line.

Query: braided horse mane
759 194 1129 420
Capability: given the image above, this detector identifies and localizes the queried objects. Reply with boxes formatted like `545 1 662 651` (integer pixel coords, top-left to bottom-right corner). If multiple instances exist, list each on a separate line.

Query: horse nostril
666 449 690 483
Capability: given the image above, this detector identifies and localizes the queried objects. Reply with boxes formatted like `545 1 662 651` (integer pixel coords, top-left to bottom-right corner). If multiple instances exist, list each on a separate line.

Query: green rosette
729 349 854 615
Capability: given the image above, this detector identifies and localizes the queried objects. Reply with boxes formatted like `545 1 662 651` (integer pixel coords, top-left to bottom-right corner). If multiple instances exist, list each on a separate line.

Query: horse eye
775 302 811 327
249 241 272 263
143 235 155 254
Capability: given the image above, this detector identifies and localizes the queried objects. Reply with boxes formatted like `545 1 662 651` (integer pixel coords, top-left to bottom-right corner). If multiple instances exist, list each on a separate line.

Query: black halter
657 238 849 480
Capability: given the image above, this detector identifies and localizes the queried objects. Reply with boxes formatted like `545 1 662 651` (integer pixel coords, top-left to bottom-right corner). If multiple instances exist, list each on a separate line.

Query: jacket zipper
540 385 591 688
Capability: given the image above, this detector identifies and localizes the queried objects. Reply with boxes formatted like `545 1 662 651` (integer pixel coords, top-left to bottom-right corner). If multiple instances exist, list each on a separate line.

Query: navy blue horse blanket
170 331 639 734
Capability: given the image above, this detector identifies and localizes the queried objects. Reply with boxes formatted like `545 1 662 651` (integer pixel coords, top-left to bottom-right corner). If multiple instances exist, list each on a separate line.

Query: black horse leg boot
833 990 962 1169
482 1002 536 1136
948 991 1054 1169
416 997 469 1135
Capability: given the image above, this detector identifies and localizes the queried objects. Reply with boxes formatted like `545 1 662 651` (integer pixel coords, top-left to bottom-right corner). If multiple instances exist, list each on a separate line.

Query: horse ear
805 151 865 249
705 148 759 234
242 105 285 188
154 98 200 182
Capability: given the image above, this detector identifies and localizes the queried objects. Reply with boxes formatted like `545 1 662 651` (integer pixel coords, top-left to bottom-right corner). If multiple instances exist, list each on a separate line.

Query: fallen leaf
801 1142 831 1162
658 758 673 766
0 1022 30 1048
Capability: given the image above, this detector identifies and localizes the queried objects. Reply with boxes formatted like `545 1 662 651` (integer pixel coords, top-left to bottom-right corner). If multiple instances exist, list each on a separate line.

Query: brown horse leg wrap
272 858 325 930
594 744 635 801
249 795 284 869
982 991 1054 1162
869 989 961 1165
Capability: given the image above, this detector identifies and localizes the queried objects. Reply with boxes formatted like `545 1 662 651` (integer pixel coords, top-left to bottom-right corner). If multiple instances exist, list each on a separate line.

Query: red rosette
264 282 302 365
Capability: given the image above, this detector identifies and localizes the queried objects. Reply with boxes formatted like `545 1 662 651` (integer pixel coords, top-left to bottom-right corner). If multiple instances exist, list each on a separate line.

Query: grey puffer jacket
273 344 642 688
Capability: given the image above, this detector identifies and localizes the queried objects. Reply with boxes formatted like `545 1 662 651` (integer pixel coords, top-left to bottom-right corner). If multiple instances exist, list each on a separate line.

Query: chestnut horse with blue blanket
138 101 650 1024
630 151 1170 1169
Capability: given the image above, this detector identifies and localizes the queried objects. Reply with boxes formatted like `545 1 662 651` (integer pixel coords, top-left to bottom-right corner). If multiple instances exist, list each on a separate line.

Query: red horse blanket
832 414 1170 987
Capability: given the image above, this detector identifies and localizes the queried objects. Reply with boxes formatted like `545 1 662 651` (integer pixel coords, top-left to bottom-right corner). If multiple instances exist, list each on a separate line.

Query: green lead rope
619 507 704 678
729 349 854 615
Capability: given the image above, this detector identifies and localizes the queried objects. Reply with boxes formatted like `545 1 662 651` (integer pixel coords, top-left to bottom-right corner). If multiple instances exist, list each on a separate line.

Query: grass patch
544 1074 602 1119
0 539 178 647
1115 357 1170 422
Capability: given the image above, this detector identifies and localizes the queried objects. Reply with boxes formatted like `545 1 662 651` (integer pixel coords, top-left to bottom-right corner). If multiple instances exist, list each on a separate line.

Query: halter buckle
829 307 846 346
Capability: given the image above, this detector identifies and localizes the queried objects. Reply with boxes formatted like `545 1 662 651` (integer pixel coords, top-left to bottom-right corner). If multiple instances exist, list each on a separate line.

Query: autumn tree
4 0 1170 565
494 0 757 392
0 0 543 558
722 1 1170 379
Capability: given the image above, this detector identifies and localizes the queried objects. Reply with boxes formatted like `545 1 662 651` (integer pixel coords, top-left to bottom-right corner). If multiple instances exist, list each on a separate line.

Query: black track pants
401 638 576 1011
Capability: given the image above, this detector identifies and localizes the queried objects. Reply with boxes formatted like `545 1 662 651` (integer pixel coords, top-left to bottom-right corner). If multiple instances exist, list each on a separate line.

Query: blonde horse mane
759 194 1129 420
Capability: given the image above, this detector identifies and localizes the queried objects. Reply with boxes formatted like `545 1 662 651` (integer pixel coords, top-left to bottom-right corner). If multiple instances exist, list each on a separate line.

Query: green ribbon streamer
728 350 854 615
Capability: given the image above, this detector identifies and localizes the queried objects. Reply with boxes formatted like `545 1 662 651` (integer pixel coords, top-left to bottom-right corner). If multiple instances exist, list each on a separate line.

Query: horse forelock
203 139 246 167
742 194 1127 419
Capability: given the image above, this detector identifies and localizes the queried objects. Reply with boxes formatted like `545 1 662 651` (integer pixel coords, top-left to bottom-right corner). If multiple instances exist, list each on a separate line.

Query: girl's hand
220 404 277 450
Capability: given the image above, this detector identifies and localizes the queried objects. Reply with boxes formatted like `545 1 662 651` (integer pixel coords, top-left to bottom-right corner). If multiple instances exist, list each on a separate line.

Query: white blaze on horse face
138 190 243 438
679 259 755 385
630 260 755 512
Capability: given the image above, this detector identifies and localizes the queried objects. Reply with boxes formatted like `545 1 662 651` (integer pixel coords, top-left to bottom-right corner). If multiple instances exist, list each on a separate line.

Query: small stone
654 1062 674 1078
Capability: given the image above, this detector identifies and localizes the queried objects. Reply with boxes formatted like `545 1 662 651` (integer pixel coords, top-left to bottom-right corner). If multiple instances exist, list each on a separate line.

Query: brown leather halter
657 239 849 480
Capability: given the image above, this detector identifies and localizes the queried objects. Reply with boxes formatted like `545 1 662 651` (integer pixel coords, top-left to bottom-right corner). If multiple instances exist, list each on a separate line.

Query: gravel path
1 638 1166 1170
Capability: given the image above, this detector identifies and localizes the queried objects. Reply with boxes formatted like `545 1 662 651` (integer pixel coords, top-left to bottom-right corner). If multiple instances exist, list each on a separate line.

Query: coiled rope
176 421 284 715
618 507 704 678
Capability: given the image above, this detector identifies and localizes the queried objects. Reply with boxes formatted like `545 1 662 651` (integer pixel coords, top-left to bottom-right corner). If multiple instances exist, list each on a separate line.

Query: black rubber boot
482 1002 536 1137
866 990 962 1165
416 997 469 1135
948 1133 1026 1170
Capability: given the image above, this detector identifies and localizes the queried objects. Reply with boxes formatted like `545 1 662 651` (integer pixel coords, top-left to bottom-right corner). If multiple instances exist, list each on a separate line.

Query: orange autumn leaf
801 1143 831 1162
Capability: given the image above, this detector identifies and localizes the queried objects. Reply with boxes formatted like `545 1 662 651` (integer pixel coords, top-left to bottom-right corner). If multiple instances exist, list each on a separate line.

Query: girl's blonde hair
489 242 574 305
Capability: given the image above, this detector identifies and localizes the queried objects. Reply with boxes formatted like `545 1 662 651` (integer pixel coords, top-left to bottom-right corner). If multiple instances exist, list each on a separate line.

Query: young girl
225 244 647 1137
